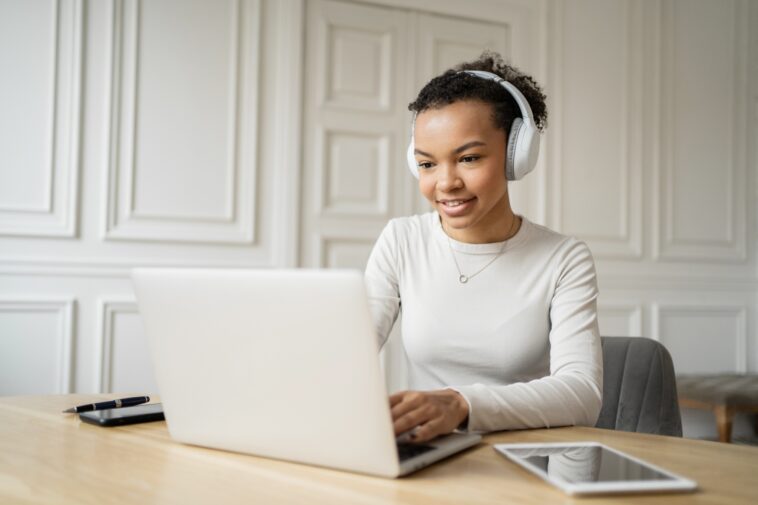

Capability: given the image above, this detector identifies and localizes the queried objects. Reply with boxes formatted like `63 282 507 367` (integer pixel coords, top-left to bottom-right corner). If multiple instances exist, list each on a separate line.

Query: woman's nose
436 163 463 191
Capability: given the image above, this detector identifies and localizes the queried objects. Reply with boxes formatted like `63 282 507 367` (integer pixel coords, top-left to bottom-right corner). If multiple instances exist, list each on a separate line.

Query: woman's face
413 100 512 243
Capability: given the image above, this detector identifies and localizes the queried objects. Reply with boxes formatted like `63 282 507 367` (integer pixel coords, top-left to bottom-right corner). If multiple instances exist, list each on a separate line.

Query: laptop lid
132 268 401 477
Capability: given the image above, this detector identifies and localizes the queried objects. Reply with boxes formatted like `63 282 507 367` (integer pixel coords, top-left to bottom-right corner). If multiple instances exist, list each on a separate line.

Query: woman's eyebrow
453 141 486 154
414 140 487 158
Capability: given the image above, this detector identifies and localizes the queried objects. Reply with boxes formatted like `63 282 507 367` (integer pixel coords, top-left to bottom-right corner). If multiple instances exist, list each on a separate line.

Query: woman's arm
364 221 402 349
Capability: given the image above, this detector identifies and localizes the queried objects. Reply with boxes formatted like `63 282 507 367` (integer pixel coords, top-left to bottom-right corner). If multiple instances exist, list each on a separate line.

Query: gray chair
595 336 682 436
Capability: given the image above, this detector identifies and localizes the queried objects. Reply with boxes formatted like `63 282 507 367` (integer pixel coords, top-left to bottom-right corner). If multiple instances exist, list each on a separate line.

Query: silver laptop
132 268 481 477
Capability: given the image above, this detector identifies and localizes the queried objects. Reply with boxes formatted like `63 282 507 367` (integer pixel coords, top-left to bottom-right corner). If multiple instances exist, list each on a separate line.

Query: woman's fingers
389 390 469 440
389 392 405 407
411 417 447 443
390 391 423 419
392 394 433 434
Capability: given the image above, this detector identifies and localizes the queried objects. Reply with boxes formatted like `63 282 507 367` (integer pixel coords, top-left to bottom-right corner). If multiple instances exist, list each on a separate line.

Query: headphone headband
458 70 535 123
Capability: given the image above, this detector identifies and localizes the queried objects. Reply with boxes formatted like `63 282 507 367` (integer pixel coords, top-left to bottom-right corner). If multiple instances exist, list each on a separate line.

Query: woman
365 51 602 443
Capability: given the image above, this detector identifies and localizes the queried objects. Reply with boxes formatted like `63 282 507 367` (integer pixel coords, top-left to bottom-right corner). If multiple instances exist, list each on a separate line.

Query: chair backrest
595 336 683 436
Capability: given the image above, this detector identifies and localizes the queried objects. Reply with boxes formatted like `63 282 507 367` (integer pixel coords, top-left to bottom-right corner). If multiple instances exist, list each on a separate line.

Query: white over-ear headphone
406 70 540 181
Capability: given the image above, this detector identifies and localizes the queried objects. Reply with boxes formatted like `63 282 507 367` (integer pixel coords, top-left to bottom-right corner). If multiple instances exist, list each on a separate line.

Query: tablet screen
503 444 673 483
495 442 697 495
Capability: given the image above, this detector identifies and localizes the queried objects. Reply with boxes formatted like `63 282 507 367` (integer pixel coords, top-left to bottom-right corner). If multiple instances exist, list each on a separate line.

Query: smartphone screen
79 403 165 427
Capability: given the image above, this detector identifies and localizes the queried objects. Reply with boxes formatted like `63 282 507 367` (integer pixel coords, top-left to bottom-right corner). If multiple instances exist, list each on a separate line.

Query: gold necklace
447 216 519 284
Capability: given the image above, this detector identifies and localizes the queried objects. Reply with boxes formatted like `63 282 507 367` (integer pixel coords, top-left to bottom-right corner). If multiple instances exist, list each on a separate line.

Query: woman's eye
460 155 479 163
417 161 434 169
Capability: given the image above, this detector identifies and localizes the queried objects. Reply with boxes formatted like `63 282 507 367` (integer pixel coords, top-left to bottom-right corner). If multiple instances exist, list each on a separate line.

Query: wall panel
321 238 374 269
0 0 82 237
0 299 74 395
549 0 642 259
654 304 748 374
326 23 392 110
97 300 157 394
104 0 260 244
655 0 748 261
598 303 643 337
319 129 390 217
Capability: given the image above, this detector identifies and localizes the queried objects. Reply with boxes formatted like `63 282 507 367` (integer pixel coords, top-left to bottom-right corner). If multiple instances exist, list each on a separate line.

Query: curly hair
408 50 547 133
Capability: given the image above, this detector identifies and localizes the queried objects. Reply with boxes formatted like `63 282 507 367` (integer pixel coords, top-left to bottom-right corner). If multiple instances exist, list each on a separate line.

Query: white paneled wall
96 299 157 394
548 0 644 259
0 0 756 419
655 304 747 374
105 0 260 244
0 298 74 395
0 0 82 237
655 0 749 263
0 0 296 394
545 0 757 378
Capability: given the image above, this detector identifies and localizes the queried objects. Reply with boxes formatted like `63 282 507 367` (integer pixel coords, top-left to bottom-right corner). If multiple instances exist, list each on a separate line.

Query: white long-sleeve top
364 212 603 433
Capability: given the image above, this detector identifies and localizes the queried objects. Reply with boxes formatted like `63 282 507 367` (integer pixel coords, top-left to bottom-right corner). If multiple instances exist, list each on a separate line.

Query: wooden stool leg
714 405 734 443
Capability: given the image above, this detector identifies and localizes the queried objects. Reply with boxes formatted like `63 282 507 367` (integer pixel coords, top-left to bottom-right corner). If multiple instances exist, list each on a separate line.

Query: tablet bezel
494 441 698 495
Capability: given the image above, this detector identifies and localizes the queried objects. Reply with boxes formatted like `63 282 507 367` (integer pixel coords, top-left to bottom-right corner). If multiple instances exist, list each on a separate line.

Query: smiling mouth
438 198 475 207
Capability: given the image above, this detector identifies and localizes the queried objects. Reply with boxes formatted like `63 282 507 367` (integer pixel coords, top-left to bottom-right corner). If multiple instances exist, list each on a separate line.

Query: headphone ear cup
406 138 419 179
506 118 540 181
513 123 540 181
505 118 523 181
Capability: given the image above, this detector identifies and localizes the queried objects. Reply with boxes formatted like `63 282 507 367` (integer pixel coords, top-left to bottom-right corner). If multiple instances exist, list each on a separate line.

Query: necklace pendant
459 274 469 284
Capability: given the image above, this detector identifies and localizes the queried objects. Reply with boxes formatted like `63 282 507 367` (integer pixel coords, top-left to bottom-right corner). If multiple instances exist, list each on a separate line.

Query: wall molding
318 236 376 268
653 0 749 262
598 303 643 337
652 302 748 372
598 273 758 292
0 254 281 278
350 0 539 67
0 298 75 393
0 0 82 238
269 0 305 267
547 0 643 260
316 128 391 218
95 298 137 393
102 0 260 244
322 21 393 112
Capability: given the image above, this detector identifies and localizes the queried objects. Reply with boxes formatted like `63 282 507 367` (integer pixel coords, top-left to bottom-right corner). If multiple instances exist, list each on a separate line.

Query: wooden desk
1 395 757 505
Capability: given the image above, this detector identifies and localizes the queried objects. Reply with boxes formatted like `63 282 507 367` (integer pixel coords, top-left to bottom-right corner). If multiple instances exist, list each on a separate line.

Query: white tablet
494 442 697 496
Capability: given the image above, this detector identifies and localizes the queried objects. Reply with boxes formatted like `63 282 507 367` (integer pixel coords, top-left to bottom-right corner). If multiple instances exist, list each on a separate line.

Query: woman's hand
389 389 469 443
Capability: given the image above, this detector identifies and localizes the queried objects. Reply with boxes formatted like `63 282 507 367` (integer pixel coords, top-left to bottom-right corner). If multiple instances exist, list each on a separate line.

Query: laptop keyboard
397 442 436 462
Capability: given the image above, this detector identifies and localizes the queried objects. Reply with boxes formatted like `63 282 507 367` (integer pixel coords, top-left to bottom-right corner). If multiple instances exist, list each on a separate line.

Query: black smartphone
79 403 165 427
